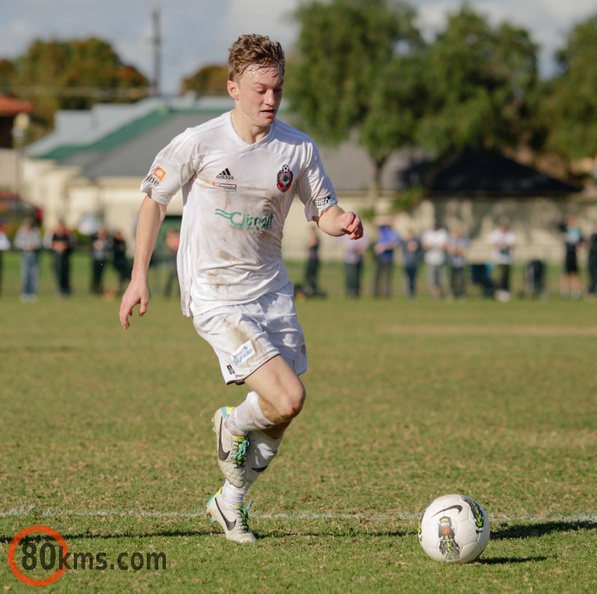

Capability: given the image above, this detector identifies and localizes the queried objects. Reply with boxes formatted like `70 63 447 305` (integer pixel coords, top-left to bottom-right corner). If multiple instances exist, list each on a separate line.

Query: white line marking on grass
1 506 596 524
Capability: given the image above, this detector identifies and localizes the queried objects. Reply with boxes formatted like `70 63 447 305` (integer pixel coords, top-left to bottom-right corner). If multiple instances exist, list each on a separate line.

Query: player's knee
277 384 306 421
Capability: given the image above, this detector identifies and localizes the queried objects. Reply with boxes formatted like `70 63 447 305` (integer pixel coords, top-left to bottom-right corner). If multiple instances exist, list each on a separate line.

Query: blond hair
228 34 285 81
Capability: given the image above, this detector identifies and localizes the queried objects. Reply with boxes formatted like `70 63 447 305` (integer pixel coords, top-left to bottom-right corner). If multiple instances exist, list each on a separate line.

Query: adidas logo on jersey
216 168 234 180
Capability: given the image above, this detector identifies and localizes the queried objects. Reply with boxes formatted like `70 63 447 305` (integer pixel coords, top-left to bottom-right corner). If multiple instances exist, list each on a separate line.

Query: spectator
447 226 469 298
422 221 448 298
14 218 43 302
50 219 76 297
303 226 322 297
373 219 400 298
559 214 584 299
343 232 369 298
0 224 10 296
90 226 112 295
587 223 597 299
488 217 516 302
400 229 422 300
112 230 131 295
163 228 181 298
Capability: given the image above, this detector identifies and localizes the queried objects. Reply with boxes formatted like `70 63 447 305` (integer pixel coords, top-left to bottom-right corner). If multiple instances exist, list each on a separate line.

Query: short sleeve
294 142 338 222
140 128 201 204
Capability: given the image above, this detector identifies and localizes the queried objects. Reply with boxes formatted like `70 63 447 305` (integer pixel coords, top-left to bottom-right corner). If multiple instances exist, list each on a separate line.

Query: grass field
0 252 596 593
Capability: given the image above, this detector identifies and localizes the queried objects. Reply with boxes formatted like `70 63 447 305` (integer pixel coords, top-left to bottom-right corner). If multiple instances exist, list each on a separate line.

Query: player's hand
336 211 363 240
119 278 150 330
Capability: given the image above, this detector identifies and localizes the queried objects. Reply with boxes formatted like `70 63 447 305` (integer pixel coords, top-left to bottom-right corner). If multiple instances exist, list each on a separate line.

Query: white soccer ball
418 494 490 563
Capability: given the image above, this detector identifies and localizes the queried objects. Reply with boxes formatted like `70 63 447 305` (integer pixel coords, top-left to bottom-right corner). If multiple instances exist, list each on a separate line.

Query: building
20 95 592 263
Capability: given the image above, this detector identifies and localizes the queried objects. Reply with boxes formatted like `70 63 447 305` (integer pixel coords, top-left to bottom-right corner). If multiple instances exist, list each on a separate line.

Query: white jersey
422 228 448 266
488 228 516 265
140 111 338 316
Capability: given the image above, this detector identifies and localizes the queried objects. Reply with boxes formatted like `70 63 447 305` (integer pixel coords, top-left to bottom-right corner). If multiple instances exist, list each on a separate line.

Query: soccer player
119 34 363 543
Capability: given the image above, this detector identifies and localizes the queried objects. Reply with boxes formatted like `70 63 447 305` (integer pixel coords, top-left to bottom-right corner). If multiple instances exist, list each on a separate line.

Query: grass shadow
479 555 549 564
0 528 211 543
253 528 410 540
491 520 596 540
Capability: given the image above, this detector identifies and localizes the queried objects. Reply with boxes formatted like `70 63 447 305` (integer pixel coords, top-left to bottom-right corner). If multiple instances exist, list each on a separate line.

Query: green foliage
9 37 149 132
359 52 428 167
288 1 547 206
287 0 421 208
415 6 539 157
0 58 16 92
541 15 597 160
391 182 425 212
288 0 420 146
181 64 229 96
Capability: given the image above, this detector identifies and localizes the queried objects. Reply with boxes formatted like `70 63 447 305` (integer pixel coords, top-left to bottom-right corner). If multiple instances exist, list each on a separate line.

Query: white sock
221 480 249 506
247 431 283 486
227 391 275 435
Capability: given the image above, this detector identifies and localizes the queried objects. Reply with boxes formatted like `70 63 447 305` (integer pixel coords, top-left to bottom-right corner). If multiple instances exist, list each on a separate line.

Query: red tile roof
0 96 33 116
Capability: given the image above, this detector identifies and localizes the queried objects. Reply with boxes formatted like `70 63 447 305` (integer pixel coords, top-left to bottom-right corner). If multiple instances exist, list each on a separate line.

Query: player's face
228 65 284 129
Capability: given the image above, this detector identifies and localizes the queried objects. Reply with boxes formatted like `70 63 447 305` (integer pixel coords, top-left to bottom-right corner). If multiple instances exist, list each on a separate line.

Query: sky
1 0 596 95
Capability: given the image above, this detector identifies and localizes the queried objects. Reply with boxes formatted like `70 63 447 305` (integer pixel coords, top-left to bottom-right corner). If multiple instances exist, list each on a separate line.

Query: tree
414 6 540 158
541 15 597 162
8 38 149 135
359 51 429 204
0 59 16 93
181 65 228 96
287 0 421 210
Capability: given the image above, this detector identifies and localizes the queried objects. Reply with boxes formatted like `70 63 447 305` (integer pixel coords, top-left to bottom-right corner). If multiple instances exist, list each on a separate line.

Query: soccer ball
418 494 490 563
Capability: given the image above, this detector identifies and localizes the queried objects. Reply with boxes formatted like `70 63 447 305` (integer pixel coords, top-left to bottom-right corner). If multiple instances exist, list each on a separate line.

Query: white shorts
192 282 307 384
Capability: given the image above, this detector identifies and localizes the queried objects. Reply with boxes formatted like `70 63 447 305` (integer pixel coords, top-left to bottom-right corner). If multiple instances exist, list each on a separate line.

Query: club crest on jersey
276 164 293 193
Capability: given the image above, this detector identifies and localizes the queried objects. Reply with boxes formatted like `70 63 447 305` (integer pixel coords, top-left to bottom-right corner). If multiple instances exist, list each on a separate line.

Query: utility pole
150 4 161 97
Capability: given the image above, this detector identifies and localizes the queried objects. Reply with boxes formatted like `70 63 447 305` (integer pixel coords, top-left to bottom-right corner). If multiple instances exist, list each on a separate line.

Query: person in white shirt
119 34 363 543
0 225 10 297
13 218 43 302
488 217 516 301
422 222 448 298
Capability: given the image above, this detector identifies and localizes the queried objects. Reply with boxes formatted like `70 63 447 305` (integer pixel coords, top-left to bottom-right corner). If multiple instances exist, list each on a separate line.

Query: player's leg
200 285 306 541
221 355 304 490
232 355 306 434
208 357 304 542
212 357 301 486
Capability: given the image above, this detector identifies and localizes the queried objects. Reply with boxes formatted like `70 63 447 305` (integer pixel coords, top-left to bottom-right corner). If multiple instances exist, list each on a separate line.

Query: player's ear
227 79 239 100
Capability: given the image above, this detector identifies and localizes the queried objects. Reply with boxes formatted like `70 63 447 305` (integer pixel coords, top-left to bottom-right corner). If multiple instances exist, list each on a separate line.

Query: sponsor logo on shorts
232 340 256 366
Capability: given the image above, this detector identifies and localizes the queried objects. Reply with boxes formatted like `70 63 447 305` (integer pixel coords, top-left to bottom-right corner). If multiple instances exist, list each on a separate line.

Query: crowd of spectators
2 214 597 302
0 218 134 301
336 215 597 302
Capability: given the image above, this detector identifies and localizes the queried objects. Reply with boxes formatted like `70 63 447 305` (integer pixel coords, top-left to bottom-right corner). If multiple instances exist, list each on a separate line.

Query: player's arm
315 204 363 240
119 195 167 330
